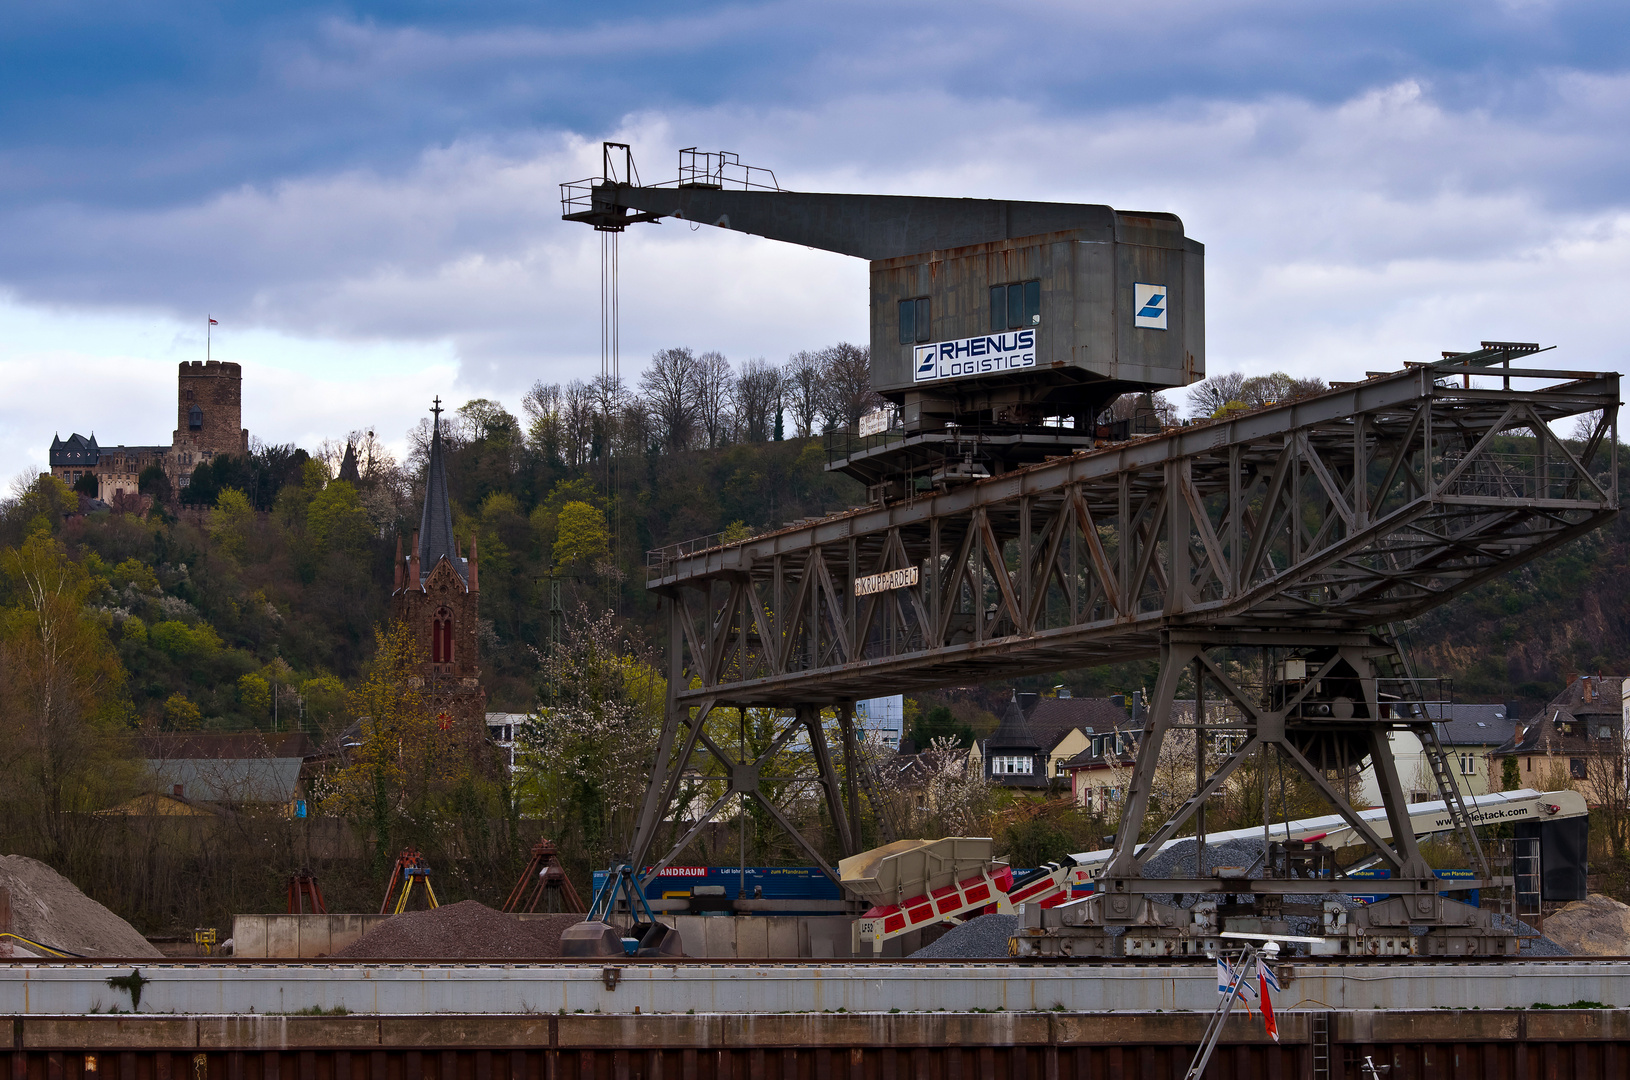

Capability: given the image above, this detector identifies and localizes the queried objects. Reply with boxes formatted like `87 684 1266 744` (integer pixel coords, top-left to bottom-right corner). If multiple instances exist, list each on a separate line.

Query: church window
432 608 455 664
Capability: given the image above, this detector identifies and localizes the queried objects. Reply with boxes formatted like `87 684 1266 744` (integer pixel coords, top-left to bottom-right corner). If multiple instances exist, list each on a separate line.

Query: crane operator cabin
563 147 1204 495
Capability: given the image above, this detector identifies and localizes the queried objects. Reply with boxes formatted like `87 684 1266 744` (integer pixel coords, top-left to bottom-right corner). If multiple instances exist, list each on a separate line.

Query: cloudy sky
3 1 1627 479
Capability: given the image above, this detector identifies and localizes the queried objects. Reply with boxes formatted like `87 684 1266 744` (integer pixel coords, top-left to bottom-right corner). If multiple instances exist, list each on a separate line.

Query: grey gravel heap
909 914 1019 959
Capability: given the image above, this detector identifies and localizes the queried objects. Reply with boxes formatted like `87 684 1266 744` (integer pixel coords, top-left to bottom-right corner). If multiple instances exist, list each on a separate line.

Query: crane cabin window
898 297 931 345
991 280 1041 331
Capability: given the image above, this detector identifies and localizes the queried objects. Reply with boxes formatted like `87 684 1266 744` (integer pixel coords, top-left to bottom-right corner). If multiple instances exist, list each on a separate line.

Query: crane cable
600 227 620 613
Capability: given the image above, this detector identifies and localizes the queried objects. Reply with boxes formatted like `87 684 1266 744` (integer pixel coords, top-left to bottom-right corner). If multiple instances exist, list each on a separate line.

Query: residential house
973 690 1140 789
1059 729 1140 813
485 712 532 772
140 732 315 809
1058 696 1254 814
1359 703 1518 805
1495 675 1628 804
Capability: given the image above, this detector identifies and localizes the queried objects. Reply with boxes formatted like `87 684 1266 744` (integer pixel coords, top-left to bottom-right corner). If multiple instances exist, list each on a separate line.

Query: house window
1459 753 1477 776
898 297 931 345
991 755 1034 776
990 280 1040 331
1570 758 1586 779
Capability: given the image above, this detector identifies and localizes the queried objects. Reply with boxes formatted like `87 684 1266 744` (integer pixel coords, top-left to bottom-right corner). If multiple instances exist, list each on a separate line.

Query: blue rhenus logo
915 345 937 380
1133 283 1168 330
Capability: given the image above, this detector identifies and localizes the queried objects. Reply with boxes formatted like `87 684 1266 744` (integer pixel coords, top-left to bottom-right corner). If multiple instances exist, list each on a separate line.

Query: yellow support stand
381 848 440 914
390 872 439 915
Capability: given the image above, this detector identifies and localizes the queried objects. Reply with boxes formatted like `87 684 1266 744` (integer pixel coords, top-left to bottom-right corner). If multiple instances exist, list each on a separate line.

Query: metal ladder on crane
1413 720 1491 879
1380 635 1490 879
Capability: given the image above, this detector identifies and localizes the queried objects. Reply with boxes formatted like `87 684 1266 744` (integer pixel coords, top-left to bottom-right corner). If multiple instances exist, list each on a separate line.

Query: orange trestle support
380 848 430 915
287 873 328 915
502 839 586 915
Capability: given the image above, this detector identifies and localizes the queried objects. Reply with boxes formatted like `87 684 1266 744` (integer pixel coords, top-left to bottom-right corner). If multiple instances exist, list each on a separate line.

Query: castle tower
170 360 249 488
392 399 486 736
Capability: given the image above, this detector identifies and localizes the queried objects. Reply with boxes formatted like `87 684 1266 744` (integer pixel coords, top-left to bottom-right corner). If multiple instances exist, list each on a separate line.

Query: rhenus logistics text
913 329 1036 383
855 566 920 596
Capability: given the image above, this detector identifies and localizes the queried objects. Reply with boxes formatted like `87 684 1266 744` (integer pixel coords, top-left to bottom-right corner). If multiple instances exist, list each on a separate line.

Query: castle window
189 405 203 430
432 608 454 664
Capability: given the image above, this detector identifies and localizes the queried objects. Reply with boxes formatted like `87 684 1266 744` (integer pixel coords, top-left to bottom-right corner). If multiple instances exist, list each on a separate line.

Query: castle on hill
48 361 249 502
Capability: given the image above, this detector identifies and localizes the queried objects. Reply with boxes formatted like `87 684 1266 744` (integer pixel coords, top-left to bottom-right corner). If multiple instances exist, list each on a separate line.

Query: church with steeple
393 398 486 735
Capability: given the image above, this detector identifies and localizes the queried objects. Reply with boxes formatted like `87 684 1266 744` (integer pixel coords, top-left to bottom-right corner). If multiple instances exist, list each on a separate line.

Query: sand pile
0 854 160 958
330 900 585 959
1540 894 1630 956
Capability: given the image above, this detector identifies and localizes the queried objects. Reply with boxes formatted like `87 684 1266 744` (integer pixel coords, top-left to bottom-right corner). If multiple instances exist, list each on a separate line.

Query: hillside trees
819 342 883 430
321 619 505 872
1185 370 1327 418
0 533 135 861
515 606 664 867
641 347 701 454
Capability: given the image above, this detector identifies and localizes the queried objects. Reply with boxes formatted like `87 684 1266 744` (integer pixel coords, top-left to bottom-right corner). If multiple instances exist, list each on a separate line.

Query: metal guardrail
678 148 781 191
648 531 732 581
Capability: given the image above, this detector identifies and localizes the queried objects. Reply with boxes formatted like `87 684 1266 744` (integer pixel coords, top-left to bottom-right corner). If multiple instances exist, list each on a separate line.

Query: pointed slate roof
985 699 1042 752
49 432 101 466
417 400 466 586
337 441 360 483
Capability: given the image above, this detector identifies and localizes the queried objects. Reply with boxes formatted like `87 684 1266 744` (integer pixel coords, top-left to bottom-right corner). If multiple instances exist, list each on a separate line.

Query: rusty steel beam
648 361 1617 707
627 356 1616 882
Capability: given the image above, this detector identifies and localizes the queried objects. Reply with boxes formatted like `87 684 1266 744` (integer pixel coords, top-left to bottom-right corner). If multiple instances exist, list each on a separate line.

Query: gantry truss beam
649 360 1618 706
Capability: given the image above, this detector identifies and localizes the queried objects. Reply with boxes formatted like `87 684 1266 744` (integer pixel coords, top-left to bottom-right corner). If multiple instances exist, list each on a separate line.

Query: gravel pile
330 901 585 959
0 854 160 958
1143 836 1265 881
1529 895 1630 956
1491 912 1568 956
909 914 1019 958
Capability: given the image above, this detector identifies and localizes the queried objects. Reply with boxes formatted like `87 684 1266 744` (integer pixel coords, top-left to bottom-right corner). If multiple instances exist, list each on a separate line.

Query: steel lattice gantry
630 356 1619 887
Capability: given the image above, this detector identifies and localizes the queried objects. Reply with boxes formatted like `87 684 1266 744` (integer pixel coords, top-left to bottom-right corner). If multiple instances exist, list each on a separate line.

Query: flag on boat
1258 962 1279 1042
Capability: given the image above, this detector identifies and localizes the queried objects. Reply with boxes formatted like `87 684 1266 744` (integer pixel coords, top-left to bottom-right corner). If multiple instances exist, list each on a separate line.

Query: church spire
416 397 466 585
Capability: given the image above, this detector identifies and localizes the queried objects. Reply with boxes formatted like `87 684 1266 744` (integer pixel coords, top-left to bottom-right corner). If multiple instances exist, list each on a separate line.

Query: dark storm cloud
3 2 1627 208
1 0 1628 481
